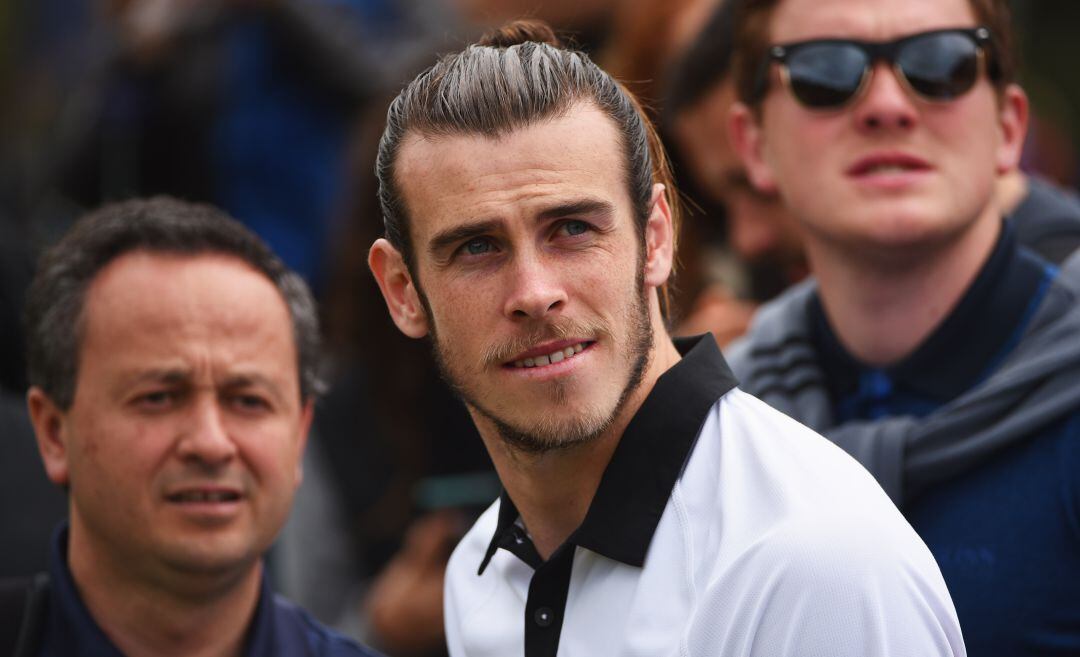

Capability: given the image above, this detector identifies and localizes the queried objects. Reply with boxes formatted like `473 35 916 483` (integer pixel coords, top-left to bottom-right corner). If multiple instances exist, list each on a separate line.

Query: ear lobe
27 387 71 487
729 102 779 194
368 238 430 339
994 84 1029 175
643 184 675 289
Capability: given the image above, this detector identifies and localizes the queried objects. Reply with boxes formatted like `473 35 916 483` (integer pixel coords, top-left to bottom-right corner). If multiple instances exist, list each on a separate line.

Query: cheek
71 409 147 470
233 422 305 484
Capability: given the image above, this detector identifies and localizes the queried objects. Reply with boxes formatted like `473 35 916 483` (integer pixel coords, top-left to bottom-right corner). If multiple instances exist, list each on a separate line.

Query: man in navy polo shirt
727 0 1080 653
16 197 380 656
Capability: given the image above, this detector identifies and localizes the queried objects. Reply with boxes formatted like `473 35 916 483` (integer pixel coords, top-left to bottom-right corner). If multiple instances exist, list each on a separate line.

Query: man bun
477 19 562 48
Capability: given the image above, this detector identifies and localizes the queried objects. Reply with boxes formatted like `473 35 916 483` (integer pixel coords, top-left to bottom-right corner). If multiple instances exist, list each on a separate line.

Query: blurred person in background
665 0 1080 347
664 0 807 345
727 0 1080 653
0 3 462 646
6 197 380 656
47 0 453 290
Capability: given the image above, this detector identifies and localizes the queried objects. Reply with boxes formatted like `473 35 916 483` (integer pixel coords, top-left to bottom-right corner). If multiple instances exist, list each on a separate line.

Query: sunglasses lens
898 32 980 100
786 43 868 108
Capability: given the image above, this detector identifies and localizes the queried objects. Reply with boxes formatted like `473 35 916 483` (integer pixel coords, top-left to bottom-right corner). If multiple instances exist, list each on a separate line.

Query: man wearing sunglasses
728 0 1080 654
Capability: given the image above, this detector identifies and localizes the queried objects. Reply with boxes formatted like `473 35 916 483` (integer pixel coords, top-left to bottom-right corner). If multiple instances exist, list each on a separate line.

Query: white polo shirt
444 335 965 657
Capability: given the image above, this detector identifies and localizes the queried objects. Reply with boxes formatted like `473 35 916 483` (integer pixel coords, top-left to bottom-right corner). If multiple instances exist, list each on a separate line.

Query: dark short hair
662 0 740 127
375 19 679 308
24 196 324 409
732 0 1018 108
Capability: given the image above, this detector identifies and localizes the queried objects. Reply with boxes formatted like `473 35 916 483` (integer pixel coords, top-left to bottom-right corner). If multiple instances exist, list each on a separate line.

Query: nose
502 251 567 320
176 397 237 467
851 62 919 133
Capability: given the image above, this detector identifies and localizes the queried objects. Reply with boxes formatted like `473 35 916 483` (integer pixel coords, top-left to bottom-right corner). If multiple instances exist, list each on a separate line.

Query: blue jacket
728 222 1080 656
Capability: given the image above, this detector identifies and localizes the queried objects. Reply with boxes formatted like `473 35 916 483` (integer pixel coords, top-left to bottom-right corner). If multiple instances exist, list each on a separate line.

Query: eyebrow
428 219 503 259
121 369 286 397
536 198 615 223
426 198 616 258
124 368 192 387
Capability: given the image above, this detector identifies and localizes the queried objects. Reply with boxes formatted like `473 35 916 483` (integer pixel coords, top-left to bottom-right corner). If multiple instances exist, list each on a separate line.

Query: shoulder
1013 176 1080 263
687 390 943 566
685 498 964 656
708 389 876 496
271 595 384 657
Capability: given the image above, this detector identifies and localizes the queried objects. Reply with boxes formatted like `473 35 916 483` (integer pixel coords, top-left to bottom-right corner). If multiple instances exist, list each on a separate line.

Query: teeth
512 342 589 369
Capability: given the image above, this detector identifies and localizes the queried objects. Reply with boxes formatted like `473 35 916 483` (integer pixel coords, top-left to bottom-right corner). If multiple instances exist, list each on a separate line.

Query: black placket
523 544 575 657
475 335 739 657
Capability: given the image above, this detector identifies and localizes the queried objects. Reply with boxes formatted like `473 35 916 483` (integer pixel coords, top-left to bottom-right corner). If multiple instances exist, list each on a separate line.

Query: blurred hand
365 511 464 656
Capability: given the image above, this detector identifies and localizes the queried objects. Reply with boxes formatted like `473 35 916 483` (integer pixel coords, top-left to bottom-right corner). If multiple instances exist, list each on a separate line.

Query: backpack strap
0 573 50 657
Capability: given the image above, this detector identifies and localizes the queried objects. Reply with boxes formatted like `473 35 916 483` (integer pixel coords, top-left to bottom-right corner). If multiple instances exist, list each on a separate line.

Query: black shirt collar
812 220 1052 404
478 334 738 574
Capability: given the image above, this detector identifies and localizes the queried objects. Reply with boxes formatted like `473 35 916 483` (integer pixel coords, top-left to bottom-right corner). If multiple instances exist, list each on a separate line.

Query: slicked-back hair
375 20 679 306
732 0 1018 109
24 196 324 410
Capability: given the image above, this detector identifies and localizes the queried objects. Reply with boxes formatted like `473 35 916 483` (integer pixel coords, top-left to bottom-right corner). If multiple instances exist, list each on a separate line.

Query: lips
505 339 594 369
165 487 242 504
846 152 932 177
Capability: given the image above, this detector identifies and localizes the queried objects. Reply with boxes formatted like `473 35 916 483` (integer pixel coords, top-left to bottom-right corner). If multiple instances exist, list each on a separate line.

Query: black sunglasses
752 27 998 110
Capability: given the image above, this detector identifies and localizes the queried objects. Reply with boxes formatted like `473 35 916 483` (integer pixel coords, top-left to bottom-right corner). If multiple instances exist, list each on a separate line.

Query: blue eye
562 221 589 236
464 238 493 255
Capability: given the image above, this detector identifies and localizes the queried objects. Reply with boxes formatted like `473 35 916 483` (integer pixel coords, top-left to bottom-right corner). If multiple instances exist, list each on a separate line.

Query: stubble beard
421 275 654 456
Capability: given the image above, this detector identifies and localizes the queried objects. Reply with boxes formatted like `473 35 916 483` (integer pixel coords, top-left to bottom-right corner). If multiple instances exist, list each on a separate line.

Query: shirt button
534 607 554 628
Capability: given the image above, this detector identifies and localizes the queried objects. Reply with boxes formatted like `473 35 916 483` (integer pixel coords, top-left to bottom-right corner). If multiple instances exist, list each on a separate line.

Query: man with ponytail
369 21 964 657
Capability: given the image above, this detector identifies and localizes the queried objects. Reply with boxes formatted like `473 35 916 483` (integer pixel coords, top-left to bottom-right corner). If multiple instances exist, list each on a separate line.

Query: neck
807 212 1001 366
68 522 261 657
479 314 682 560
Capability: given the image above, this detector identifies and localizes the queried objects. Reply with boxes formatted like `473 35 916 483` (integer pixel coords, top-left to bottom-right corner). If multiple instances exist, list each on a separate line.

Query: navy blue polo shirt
37 524 380 657
811 222 1080 656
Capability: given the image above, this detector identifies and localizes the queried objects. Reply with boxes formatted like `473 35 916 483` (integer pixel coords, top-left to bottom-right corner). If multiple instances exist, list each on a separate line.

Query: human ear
293 398 315 487
368 238 430 339
729 102 780 194
27 387 71 487
643 184 675 289
994 84 1029 175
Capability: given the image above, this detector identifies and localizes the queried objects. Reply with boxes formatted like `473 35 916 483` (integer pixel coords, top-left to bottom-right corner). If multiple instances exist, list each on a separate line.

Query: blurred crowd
1 0 1079 655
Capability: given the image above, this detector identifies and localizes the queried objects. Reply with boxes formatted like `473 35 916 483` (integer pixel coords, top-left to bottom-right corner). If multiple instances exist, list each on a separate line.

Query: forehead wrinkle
423 171 611 242
79 253 298 399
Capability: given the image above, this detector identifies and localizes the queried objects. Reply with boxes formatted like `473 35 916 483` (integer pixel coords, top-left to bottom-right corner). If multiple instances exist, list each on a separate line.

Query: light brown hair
375 19 681 313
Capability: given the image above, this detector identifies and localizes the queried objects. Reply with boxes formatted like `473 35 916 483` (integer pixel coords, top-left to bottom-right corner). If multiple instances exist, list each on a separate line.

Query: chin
484 398 619 454
160 536 262 577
